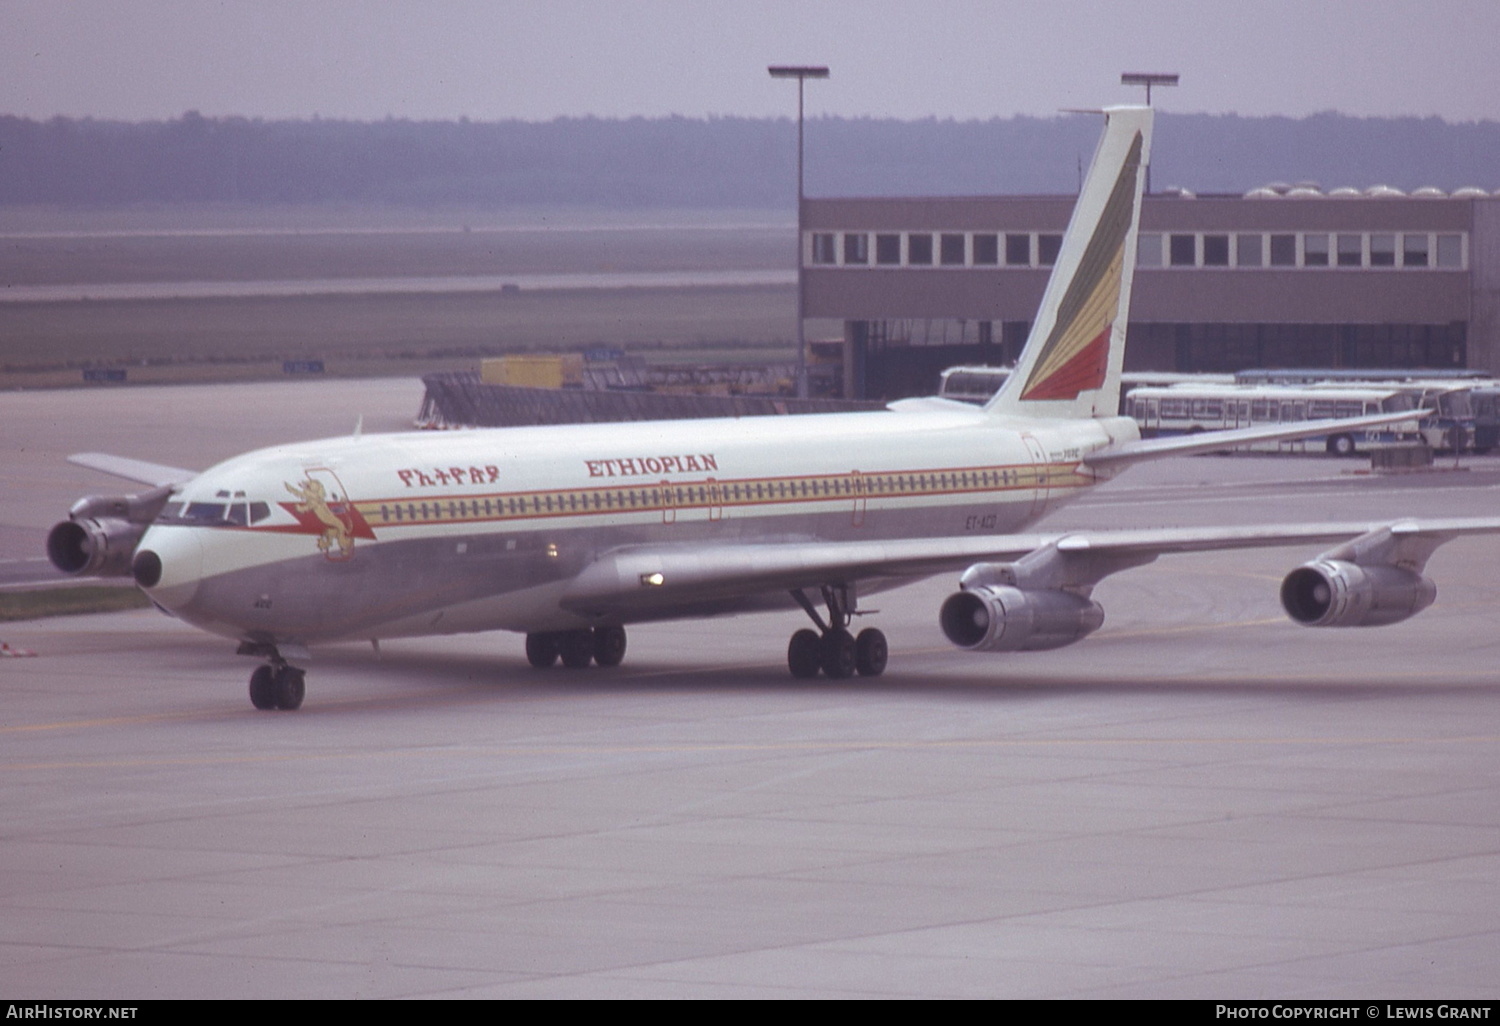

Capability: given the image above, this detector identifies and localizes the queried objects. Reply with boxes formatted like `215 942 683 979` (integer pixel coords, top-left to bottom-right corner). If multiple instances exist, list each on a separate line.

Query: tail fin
985 105 1152 420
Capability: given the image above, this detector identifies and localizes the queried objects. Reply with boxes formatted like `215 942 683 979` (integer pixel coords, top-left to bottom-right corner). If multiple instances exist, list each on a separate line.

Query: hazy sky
5 0 1500 123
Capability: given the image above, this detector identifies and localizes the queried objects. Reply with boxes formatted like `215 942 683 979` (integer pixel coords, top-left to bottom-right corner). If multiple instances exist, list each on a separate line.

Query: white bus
1124 382 1440 455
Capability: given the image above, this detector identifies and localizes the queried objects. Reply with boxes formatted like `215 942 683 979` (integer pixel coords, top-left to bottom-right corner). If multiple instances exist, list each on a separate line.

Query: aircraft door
1021 434 1051 517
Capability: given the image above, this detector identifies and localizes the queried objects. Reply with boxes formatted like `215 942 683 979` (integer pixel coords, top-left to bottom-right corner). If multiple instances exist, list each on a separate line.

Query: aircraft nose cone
132 526 203 611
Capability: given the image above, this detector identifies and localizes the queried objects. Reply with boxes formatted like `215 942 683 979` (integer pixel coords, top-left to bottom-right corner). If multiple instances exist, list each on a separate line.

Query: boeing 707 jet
46 106 1500 710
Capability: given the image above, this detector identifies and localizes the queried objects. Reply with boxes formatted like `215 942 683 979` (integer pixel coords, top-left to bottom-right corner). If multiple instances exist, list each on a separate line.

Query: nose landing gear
239 641 306 710
788 586 887 679
247 661 305 710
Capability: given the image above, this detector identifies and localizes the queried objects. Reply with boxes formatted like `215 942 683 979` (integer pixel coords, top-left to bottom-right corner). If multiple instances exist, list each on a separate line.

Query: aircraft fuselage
137 407 1137 647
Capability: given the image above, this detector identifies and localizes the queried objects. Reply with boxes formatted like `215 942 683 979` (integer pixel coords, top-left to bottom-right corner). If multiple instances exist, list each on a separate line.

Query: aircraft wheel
559 629 595 669
273 666 305 711
855 628 888 677
788 629 822 679
249 665 277 710
821 628 857 680
525 632 560 669
1327 433 1356 456
592 626 627 667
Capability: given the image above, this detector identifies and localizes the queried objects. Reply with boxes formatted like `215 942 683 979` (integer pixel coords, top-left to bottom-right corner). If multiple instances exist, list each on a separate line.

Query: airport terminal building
803 187 1500 399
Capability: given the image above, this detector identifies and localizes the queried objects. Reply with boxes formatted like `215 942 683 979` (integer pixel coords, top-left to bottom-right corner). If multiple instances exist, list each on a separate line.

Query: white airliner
46 106 1500 711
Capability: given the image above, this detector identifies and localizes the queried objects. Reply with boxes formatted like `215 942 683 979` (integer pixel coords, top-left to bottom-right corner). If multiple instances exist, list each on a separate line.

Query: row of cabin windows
373 469 1050 524
1140 232 1466 269
810 231 1063 268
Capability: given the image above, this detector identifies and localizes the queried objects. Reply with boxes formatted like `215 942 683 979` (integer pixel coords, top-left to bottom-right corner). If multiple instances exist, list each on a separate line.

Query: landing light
640 572 665 587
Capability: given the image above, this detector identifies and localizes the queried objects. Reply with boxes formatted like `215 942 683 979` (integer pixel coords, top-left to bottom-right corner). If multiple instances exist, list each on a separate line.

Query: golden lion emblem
286 478 354 558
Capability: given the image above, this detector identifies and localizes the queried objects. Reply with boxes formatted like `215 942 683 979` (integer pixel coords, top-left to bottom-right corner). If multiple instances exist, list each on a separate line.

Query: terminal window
811 233 836 265
1202 234 1230 267
843 233 869 265
1304 234 1330 267
972 233 999 265
1370 234 1396 267
1037 234 1062 266
1403 234 1429 267
1137 233 1162 267
1269 234 1297 266
908 233 933 265
875 233 901 265
1005 233 1031 266
1169 234 1196 266
940 233 966 265
1236 234 1263 267
1337 234 1363 267
1437 234 1463 267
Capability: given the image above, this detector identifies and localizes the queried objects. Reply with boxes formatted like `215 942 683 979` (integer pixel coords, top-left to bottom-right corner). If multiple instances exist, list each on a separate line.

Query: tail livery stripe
1018 130 1142 402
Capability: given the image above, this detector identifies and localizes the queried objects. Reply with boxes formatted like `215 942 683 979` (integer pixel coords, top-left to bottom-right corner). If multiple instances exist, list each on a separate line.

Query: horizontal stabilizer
1084 409 1432 468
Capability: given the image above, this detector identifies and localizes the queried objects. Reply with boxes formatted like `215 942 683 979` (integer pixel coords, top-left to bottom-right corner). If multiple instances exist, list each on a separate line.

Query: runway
3 380 1499 998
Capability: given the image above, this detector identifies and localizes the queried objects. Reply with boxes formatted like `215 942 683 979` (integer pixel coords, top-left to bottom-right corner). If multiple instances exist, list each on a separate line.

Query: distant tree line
2 110 1497 208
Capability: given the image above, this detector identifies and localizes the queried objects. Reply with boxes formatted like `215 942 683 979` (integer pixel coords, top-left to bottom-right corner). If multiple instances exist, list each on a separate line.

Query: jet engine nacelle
46 487 173 578
1280 559 1436 628
939 585 1105 652
47 517 148 577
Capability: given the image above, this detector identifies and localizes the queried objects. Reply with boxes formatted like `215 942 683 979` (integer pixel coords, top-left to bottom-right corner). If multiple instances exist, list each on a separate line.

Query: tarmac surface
3 379 1499 998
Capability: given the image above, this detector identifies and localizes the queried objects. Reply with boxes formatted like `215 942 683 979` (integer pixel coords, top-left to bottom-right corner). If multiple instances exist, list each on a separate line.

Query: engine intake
46 485 174 578
47 517 149 577
940 585 1104 652
1280 559 1436 628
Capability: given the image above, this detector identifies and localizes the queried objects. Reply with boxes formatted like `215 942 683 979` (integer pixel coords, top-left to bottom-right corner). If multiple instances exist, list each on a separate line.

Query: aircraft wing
1085 409 1430 468
561 516 1500 618
68 452 198 488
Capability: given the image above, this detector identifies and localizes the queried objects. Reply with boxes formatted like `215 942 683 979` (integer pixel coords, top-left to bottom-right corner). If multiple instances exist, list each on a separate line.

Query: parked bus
936 365 1012 404
1465 385 1500 453
1235 368 1495 386
1123 382 1454 454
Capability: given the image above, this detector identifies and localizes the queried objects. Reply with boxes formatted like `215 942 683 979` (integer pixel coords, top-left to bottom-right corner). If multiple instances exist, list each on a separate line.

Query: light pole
1120 73 1177 194
769 64 828 399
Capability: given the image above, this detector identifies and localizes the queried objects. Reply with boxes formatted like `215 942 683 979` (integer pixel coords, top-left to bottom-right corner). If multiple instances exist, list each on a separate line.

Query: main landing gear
787 585 887 680
239 641 305 711
525 626 627 670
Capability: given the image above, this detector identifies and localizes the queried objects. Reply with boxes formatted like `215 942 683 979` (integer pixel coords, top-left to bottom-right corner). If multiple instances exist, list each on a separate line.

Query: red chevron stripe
1019 324 1111 401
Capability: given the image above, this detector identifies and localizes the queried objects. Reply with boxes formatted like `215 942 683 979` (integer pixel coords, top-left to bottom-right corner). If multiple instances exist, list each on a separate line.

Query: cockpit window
159 491 273 526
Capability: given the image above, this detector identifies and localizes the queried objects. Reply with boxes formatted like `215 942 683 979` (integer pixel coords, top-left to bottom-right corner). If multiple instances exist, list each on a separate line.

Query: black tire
1327 433 1356 456
249 665 277 710
525 632 560 669
788 629 822 679
593 626 627 667
559 629 594 669
821 628 857 679
855 628 888 677
273 667 305 711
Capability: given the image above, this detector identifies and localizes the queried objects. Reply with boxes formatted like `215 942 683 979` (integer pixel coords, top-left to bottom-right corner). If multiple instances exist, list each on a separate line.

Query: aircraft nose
131 526 203 610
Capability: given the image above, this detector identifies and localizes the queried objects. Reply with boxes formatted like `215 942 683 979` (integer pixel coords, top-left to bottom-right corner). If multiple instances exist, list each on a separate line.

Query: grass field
0 205 809 387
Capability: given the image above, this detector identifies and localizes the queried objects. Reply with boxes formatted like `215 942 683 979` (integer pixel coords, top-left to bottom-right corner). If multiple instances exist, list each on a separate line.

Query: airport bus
1465 385 1500 453
1123 382 1452 455
936 365 1012 404
1235 368 1495 387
